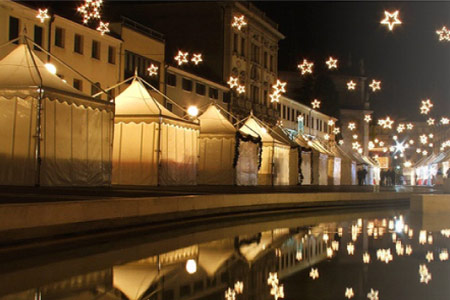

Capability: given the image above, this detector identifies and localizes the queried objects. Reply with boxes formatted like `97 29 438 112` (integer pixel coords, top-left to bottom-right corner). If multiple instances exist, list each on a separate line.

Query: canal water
0 207 449 300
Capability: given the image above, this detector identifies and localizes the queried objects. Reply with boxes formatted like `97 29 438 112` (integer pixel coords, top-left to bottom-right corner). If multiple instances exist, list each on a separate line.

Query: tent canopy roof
198 105 236 135
239 116 286 145
272 126 299 147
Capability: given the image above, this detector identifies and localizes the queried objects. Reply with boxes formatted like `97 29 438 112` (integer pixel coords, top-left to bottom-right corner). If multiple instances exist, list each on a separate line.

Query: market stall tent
239 115 290 185
112 77 199 186
335 145 357 185
295 135 312 185
0 43 113 186
308 139 333 185
272 125 300 185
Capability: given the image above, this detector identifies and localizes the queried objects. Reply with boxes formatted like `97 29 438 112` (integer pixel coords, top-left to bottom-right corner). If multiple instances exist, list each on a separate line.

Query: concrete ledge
410 194 450 213
0 192 409 233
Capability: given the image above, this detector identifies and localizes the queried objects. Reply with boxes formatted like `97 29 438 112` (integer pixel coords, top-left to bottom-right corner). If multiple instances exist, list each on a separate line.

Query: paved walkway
0 184 440 204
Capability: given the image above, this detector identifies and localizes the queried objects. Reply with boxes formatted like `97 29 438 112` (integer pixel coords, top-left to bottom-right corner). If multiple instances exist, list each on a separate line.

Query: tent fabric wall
301 151 312 185
235 140 259 185
288 148 299 185
312 151 328 185
328 156 341 185
198 137 235 185
341 159 357 185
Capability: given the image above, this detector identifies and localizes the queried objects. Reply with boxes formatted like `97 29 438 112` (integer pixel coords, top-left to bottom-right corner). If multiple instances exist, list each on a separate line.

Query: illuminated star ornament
234 281 244 294
232 15 247 31
270 93 281 103
441 117 449 125
311 99 321 109
348 122 356 131
175 51 189 66
364 114 372 123
347 80 356 90
77 0 103 24
309 268 319 280
328 119 335 126
367 289 379 300
406 123 414 130
191 53 203 65
96 21 110 35
227 76 238 89
436 26 450 41
147 64 158 76
225 287 236 300
427 118 435 126
326 56 338 69
298 59 314 75
420 99 433 114
36 9 50 23
380 116 394 129
237 85 245 94
369 79 381 92
380 10 402 31
345 288 355 299
272 80 287 94
333 127 340 134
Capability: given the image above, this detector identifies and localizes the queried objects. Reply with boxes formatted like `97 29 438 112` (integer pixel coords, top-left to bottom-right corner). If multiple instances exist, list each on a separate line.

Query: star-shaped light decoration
347 80 356 90
425 251 434 262
396 123 405 133
427 118 435 126
347 242 355 255
97 21 110 35
267 272 279 287
311 99 321 109
36 8 50 23
296 250 303 261
377 249 393 263
77 0 102 24
405 245 413 255
270 284 284 300
419 264 431 284
363 252 371 263
326 56 338 69
420 99 433 114
364 114 372 123
380 10 402 31
348 122 356 131
328 119 335 126
324 134 330 141
272 79 287 94
381 116 394 129
298 59 314 75
333 127 340 134
309 268 319 279
326 247 333 257
420 135 428 145
270 92 281 103
436 26 450 41
345 288 355 299
369 79 381 92
367 289 379 300
225 288 236 300
174 51 189 66
441 117 449 125
227 76 238 89
234 281 244 294
439 249 449 261
237 85 245 94
232 15 247 31
406 123 414 130
332 240 339 251
191 53 203 65
147 64 158 76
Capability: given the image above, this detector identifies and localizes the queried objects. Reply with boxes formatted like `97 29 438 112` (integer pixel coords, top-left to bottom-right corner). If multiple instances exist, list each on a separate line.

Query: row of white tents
0 42 379 187
411 150 450 186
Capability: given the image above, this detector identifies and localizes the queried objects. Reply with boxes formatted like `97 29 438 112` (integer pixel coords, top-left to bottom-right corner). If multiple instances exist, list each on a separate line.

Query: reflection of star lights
36 9 50 23
364 114 372 123
97 21 110 35
232 15 247 30
380 10 402 31
298 59 314 75
237 85 245 94
369 79 381 92
227 76 238 88
436 26 450 41
309 268 319 279
345 288 355 299
347 80 356 90
326 56 338 69
311 99 321 109
367 289 379 300
175 51 189 65
147 64 158 76
191 53 203 65
225 288 236 300
425 251 434 262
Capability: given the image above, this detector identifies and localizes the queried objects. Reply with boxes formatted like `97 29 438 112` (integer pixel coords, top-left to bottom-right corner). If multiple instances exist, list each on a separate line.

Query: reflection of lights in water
234 281 244 294
347 242 355 255
309 268 319 279
185 259 197 274
296 250 303 261
419 230 427 244
439 249 449 261
345 287 355 299
405 245 413 255
363 252 370 263
331 240 339 251
367 288 379 300
327 247 333 258
425 251 434 262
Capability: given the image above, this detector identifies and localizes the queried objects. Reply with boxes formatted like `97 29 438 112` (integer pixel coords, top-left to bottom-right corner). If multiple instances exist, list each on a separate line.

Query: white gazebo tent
327 145 342 186
295 135 313 185
272 125 300 185
0 42 113 186
239 115 290 185
335 145 357 185
112 76 199 186
308 139 333 185
197 104 260 185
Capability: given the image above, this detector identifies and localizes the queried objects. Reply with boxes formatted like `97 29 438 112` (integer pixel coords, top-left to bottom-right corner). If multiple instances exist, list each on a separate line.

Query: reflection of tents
0 43 114 186
240 115 290 185
198 105 260 185
198 240 235 276
112 77 199 185
272 126 300 185
239 229 290 263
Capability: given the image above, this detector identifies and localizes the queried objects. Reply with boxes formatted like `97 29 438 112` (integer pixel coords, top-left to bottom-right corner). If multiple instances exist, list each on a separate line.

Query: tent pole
271 140 275 186
156 116 162 186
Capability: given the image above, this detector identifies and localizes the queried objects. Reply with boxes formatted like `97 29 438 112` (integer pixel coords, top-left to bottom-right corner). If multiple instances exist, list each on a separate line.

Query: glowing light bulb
186 259 197 274
45 63 57 74
187 105 199 117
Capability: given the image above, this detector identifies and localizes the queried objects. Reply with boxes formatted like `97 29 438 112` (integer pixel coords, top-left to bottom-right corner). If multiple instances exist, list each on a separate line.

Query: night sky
255 1 450 121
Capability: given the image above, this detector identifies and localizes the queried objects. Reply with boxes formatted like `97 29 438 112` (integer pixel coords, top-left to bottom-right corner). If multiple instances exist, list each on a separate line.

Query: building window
9 16 19 43
287 107 291 121
91 40 100 59
317 119 320 131
124 50 160 89
209 87 218 99
264 52 268 68
282 105 286 119
240 37 245 56
196 83 206 95
166 101 173 111
55 27 65 48
311 117 315 129
91 82 101 98
182 78 192 91
73 79 83 91
34 25 43 50
223 92 230 103
167 73 176 86
251 43 259 63
74 34 83 54
108 46 115 64
263 90 268 106
269 55 273 72
233 33 238 52
250 85 259 103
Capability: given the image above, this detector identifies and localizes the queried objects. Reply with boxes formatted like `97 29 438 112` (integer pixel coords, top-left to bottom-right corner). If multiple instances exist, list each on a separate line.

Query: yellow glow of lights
225 287 236 300
296 250 303 261
436 26 450 41
234 281 244 294
186 259 197 274
426 251 434 262
367 289 379 300
352 134 358 139
345 288 355 299
380 116 394 129
441 117 449 125
404 161 412 168
326 247 333 258
267 272 279 286
427 118 435 126
348 122 356 131
364 114 372 123
237 85 245 94
77 0 103 24
332 240 339 251
175 51 189 66
347 80 356 90
328 119 335 126
311 99 321 109
406 245 412 255
298 59 314 75
363 252 370 263
407 123 414 130
439 249 449 261
227 76 238 89
380 10 402 31
419 264 431 284
44 63 57 75
420 99 433 114
347 242 355 255
187 106 199 117
36 9 50 23
369 79 381 92
377 248 393 263
270 284 284 300
326 56 338 69
96 21 109 35
333 127 340 134
397 123 405 133
232 15 247 30
324 134 330 140
147 64 158 76
309 268 319 279
339 139 344 145
191 53 203 65
420 135 428 144
270 92 280 103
